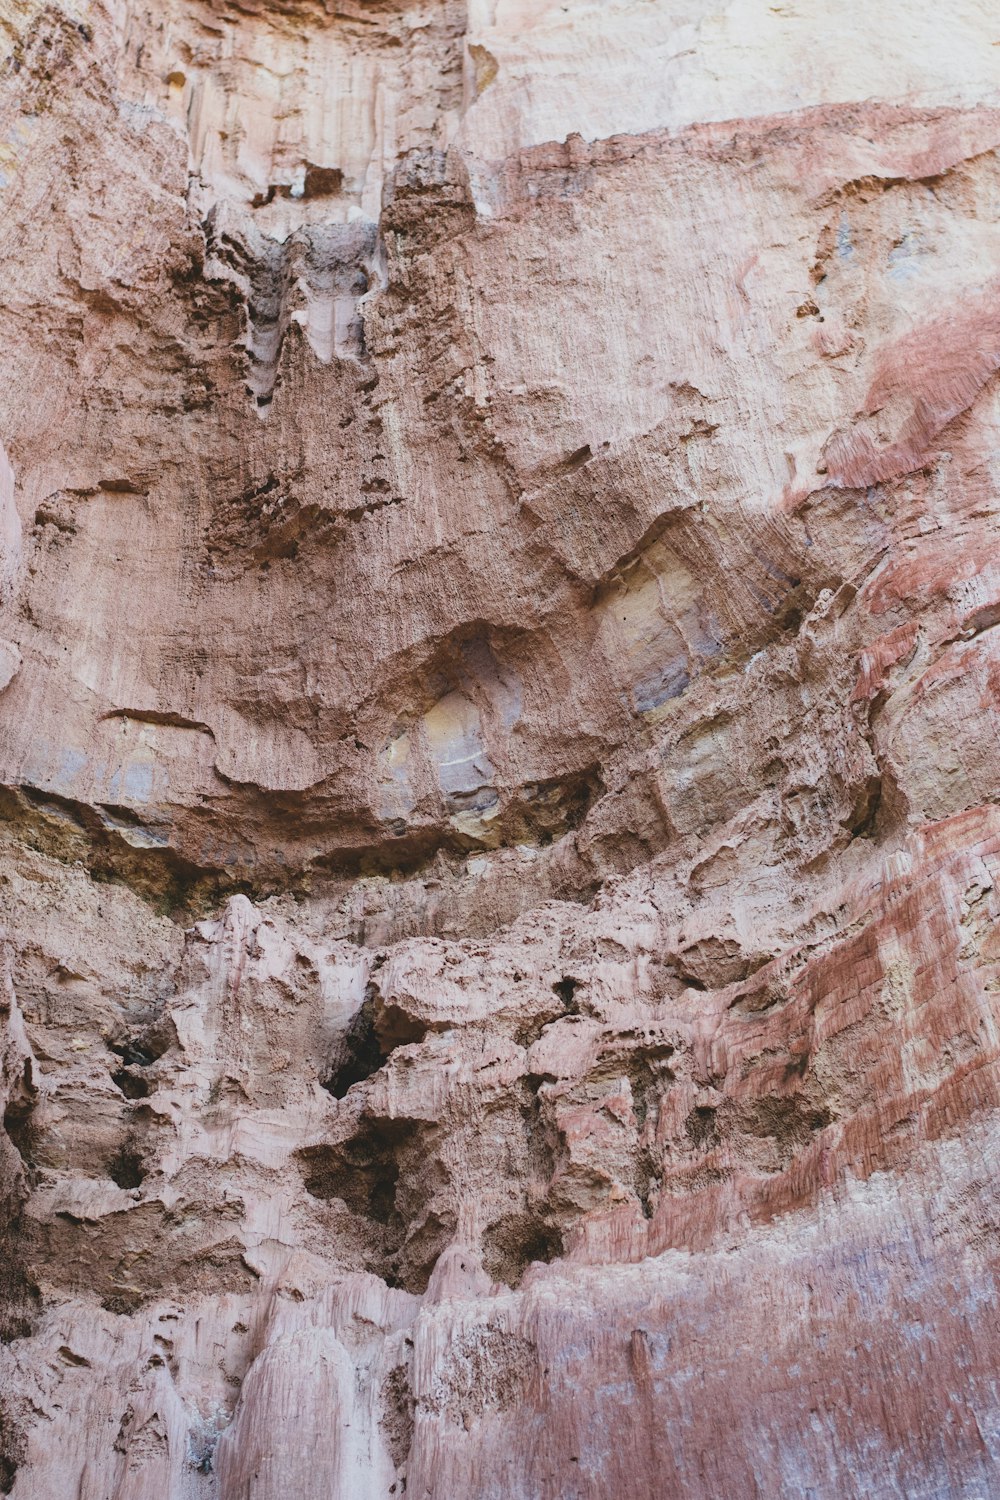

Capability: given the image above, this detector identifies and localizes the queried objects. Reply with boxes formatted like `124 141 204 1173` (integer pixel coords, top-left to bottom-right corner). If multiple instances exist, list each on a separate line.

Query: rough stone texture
1 0 1000 1494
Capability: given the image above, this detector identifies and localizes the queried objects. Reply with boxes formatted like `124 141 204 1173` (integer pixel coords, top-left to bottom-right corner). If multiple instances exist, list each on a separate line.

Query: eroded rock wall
1 0 1000 1495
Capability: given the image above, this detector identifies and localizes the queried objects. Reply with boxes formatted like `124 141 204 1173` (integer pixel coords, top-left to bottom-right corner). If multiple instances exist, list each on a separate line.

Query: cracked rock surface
2 0 1000 1495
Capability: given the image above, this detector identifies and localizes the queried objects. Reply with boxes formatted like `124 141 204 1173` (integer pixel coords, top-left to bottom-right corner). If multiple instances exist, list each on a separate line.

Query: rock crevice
2 0 1000 1495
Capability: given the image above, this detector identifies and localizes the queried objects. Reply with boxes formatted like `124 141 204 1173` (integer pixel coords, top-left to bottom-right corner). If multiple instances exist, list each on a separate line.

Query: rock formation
1 0 1000 1493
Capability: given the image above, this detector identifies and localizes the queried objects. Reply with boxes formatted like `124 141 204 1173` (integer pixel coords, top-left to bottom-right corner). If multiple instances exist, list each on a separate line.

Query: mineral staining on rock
1 0 1000 1494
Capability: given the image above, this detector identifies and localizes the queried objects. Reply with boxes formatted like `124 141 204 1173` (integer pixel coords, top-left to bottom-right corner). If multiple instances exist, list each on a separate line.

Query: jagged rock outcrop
1 0 1000 1495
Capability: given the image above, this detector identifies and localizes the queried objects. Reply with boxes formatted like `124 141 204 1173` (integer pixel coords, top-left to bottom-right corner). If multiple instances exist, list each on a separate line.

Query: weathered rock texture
1 0 1000 1494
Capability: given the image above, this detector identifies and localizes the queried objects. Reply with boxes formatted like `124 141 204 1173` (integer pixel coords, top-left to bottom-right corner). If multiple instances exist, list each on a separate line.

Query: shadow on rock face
0 1399 24 1497
481 1212 563 1288
298 1116 454 1292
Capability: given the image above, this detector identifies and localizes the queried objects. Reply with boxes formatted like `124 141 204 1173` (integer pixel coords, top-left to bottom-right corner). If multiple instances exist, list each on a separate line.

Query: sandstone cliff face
1 0 1000 1494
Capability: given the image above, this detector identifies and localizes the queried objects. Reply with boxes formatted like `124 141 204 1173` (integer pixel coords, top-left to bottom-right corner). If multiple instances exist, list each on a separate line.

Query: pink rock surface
1 0 1000 1494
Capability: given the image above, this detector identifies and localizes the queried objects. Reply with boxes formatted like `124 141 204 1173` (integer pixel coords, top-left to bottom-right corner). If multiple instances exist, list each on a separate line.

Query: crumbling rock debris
1 0 1000 1495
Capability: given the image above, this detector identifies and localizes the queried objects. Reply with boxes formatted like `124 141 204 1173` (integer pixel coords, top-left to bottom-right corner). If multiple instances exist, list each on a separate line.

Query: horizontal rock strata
1 0 1000 1495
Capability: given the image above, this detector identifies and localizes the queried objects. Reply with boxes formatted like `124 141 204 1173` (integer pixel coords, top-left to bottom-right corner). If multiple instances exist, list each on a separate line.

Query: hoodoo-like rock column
1 0 1000 1495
